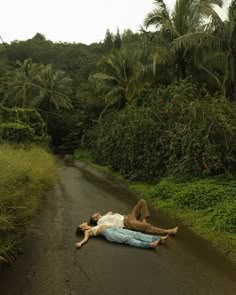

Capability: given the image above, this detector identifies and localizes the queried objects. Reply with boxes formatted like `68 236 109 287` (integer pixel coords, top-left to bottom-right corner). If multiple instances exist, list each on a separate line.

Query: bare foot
167 226 178 235
149 239 161 248
160 234 169 243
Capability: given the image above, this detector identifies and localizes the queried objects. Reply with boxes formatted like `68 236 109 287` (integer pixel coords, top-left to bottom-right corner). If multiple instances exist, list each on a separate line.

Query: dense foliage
86 80 236 180
210 200 236 233
148 177 236 233
0 34 106 148
0 105 47 143
0 123 34 143
0 0 235 260
0 1 234 152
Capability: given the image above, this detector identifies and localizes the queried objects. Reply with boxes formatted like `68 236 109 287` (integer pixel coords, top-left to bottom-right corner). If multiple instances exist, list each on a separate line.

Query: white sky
0 0 229 45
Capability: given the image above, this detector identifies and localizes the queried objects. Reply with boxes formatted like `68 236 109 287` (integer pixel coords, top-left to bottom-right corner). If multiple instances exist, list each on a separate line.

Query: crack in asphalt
74 259 92 283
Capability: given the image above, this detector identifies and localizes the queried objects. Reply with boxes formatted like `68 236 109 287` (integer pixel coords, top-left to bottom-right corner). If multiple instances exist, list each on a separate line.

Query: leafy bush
0 105 47 143
0 105 16 122
149 178 185 200
87 106 167 180
156 77 200 102
74 149 92 161
164 96 236 175
150 177 236 210
209 201 236 233
86 79 236 179
176 179 236 210
0 123 34 143
17 108 46 137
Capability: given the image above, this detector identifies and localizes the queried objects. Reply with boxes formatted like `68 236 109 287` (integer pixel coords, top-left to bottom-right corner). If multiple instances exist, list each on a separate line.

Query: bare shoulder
83 229 92 236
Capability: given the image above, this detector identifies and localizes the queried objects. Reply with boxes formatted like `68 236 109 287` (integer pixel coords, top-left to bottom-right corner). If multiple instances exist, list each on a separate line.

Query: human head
90 213 101 225
75 222 90 235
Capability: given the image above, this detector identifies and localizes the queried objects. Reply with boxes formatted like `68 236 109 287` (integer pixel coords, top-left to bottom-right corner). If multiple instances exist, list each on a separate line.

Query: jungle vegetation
0 0 236 260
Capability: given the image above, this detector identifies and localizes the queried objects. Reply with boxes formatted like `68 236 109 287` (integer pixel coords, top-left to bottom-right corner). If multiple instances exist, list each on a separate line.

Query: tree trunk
232 51 236 101
45 96 50 123
180 60 186 79
177 51 186 80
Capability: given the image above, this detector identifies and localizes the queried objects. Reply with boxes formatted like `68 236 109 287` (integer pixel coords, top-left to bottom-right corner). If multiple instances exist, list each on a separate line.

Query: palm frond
94 73 120 85
199 64 224 90
173 32 208 50
144 0 173 32
144 10 163 29
152 47 175 74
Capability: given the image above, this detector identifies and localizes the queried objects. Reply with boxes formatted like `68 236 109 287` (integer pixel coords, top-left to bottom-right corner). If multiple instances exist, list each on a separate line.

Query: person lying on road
89 199 178 235
75 223 169 249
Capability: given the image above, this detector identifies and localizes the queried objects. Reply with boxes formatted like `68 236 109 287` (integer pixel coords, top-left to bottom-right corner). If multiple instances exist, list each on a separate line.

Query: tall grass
0 144 58 263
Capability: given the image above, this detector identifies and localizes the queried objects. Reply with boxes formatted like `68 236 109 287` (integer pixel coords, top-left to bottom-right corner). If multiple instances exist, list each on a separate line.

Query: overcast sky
0 0 229 45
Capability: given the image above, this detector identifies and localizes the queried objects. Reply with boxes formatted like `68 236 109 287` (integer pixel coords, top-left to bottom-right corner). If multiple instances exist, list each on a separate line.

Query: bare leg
160 235 169 243
167 227 178 235
125 219 178 235
130 199 150 222
149 239 160 248
149 226 178 235
149 235 169 248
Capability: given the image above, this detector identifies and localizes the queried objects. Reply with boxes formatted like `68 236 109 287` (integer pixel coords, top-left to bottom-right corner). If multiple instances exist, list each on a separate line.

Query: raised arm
75 230 92 248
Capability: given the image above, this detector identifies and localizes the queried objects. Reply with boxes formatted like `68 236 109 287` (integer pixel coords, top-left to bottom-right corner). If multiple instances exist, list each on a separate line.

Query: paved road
1 161 236 295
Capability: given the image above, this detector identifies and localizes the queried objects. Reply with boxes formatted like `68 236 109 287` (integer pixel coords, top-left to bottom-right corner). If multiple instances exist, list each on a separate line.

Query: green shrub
0 105 17 122
74 149 92 161
17 108 46 137
87 91 236 179
149 178 185 200
165 96 236 175
156 77 200 102
209 201 236 233
0 105 47 143
149 177 236 210
0 123 34 143
176 179 236 210
87 106 168 180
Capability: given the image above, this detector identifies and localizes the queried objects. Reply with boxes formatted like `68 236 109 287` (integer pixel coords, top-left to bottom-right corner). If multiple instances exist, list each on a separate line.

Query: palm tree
93 48 145 118
32 64 73 113
5 58 39 106
174 0 236 100
144 0 223 79
4 59 73 110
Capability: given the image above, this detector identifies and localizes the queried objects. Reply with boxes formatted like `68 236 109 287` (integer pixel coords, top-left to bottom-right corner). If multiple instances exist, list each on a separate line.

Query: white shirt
97 213 125 228
91 225 100 236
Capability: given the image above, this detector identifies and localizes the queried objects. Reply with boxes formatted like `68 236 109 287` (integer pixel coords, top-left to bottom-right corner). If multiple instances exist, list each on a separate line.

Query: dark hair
89 216 98 225
75 227 84 236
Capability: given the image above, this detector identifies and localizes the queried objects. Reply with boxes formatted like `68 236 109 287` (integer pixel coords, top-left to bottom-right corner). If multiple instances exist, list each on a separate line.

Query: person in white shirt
89 199 178 235
75 222 169 249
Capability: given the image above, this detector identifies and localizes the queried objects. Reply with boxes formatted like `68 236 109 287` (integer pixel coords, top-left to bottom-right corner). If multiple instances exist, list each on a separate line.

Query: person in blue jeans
75 222 169 249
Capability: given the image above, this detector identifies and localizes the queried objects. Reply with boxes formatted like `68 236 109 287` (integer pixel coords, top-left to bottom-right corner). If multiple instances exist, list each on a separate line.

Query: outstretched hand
75 242 82 248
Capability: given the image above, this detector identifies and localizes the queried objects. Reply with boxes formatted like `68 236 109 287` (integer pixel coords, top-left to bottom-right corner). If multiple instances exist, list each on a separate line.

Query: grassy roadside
74 149 125 181
0 144 58 264
74 149 236 262
130 182 236 262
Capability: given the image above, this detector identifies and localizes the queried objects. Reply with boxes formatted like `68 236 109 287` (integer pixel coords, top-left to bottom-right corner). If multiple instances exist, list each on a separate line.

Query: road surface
0 161 235 295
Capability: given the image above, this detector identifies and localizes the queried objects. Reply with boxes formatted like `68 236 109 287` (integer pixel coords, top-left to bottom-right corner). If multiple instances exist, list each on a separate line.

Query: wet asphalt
0 161 235 295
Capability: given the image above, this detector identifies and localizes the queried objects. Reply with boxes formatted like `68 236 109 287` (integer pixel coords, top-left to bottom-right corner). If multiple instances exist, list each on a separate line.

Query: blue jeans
102 227 160 249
